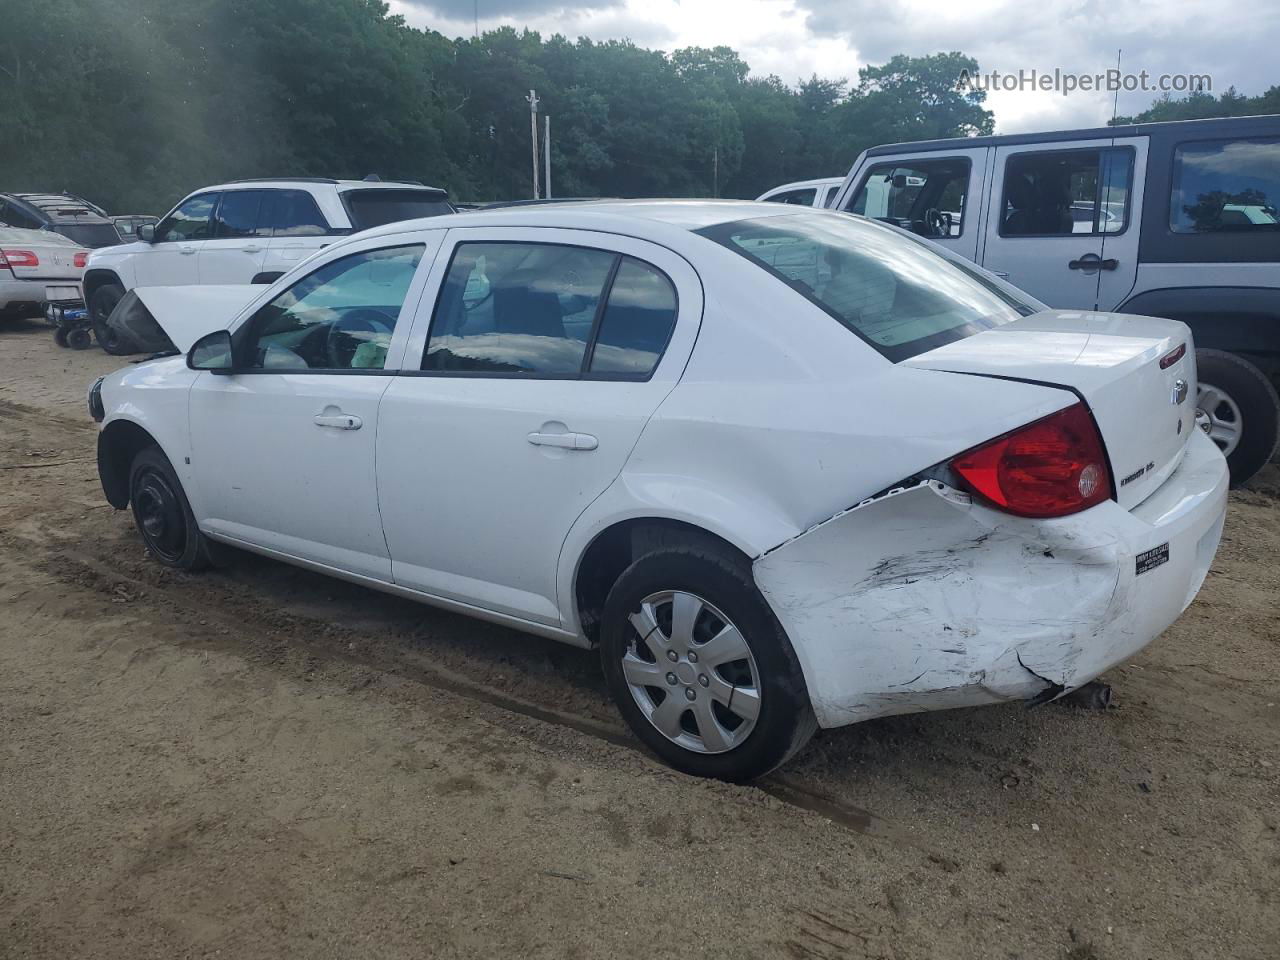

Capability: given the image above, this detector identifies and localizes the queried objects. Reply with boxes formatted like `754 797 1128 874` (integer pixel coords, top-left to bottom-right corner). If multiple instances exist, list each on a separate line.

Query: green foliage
0 0 996 211
1114 85 1280 125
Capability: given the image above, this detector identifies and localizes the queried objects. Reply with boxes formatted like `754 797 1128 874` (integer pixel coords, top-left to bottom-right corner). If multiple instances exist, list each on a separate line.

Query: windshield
697 213 1038 362
55 222 123 248
342 189 454 230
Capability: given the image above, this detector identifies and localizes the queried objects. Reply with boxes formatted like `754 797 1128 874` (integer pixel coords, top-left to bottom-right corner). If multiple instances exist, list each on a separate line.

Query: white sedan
88 201 1228 781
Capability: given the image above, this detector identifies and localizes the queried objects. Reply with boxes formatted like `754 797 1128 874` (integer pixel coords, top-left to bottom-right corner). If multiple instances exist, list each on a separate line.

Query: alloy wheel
1196 380 1243 458
621 590 761 754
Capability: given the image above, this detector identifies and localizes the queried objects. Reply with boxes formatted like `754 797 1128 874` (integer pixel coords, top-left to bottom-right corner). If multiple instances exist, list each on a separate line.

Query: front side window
238 244 424 371
698 213 1035 363
213 191 265 239
1000 149 1131 237
765 188 818 206
158 193 218 242
1171 137 1280 232
260 189 330 238
847 158 970 238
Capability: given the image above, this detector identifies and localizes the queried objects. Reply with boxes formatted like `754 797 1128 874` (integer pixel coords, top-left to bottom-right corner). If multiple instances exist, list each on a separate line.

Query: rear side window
1170 137 1280 232
847 157 971 239
158 193 218 242
213 191 265 238
260 189 329 237
56 223 122 248
699 213 1033 363
588 258 678 376
999 149 1131 237
343 189 454 230
0 200 42 230
423 243 679 379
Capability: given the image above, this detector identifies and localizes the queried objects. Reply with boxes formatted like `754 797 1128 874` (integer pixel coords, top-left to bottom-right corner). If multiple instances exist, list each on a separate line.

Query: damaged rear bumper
753 429 1228 729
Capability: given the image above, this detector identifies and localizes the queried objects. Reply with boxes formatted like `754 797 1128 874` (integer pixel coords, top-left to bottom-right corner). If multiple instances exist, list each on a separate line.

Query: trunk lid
905 310 1196 510
0 228 87 281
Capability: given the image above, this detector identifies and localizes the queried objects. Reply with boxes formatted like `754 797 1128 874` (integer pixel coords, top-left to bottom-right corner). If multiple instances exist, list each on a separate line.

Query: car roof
205 178 448 196
343 198 810 247
764 178 844 192
865 112 1280 157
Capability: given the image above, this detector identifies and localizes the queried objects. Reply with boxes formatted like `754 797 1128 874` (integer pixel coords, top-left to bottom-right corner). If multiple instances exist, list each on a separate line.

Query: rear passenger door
260 189 336 277
980 138 1146 310
199 190 270 283
842 149 989 261
377 228 703 627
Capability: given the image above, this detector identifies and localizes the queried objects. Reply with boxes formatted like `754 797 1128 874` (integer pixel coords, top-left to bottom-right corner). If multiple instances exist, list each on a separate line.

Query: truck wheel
1196 349 1280 486
89 282 131 355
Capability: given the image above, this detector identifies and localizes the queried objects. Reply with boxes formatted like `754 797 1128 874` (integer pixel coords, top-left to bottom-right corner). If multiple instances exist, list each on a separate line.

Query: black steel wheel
128 446 211 570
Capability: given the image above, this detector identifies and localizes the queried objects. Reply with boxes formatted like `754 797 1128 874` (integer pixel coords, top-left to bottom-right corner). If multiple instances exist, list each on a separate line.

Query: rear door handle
179 245 197 256
314 413 362 430
241 244 263 253
1068 254 1119 271
528 431 598 451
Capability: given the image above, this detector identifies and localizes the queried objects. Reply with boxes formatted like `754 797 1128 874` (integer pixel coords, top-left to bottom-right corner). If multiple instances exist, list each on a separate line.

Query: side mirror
891 173 909 189
188 330 234 373
137 223 156 243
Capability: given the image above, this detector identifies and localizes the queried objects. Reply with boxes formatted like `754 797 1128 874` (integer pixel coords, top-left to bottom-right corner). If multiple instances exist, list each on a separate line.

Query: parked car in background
833 114 1280 485
757 178 844 208
83 177 455 351
89 200 1226 781
111 215 159 240
0 226 88 320
0 192 122 249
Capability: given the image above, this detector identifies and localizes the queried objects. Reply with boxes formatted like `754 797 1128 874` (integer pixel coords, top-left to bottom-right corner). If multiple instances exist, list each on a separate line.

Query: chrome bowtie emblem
1171 379 1189 405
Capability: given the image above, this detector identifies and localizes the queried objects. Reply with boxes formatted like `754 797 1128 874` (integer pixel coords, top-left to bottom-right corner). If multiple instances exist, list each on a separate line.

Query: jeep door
198 190 270 284
979 137 1147 310
136 192 217 286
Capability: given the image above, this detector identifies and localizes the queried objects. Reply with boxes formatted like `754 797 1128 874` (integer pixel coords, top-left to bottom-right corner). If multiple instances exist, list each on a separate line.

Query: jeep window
999 148 1131 237
157 193 218 242
213 191 266 239
239 244 425 371
699 213 1033 363
764 187 818 206
343 189 454 230
846 158 971 239
1170 137 1280 232
260 189 330 238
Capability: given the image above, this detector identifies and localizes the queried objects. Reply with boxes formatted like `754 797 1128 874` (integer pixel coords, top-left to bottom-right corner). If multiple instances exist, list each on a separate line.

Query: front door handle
314 413 362 430
178 245 197 256
241 244 263 253
1068 253 1119 271
528 430 598 451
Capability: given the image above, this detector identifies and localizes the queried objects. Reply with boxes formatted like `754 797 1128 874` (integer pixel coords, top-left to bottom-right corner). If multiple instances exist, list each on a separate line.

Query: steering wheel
923 208 948 237
325 308 395 369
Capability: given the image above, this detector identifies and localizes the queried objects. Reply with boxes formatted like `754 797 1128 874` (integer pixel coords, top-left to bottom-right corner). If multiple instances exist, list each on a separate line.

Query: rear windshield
54 223 123 248
697 213 1036 362
342 189 454 230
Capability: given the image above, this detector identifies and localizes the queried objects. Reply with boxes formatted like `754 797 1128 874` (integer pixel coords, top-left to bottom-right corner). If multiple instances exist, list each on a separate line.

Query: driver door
187 232 443 580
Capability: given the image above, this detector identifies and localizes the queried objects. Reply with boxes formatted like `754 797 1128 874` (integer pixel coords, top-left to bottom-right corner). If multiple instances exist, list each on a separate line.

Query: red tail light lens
74 251 89 268
1 249 39 268
951 402 1111 518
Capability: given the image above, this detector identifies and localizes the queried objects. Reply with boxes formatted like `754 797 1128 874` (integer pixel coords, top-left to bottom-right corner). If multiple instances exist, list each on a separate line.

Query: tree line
2 0 1272 215
1 0 992 212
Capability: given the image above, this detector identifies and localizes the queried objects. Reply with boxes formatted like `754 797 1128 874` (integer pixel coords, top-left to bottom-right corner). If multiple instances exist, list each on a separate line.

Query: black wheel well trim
97 419 163 509
572 518 752 645
82 269 124 304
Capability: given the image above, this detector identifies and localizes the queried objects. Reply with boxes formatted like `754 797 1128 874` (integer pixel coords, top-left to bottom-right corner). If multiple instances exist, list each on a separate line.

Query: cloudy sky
390 0 1277 133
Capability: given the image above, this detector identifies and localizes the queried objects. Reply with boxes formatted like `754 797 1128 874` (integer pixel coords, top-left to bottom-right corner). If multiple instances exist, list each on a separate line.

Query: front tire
89 282 130 355
599 539 816 781
1196 349 1280 486
128 446 211 570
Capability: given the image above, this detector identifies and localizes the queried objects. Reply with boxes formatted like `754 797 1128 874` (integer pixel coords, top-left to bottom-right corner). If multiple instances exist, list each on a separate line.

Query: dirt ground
1 314 1277 960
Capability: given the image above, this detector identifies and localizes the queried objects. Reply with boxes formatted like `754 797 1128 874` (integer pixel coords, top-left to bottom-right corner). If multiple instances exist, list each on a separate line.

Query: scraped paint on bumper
753 429 1229 729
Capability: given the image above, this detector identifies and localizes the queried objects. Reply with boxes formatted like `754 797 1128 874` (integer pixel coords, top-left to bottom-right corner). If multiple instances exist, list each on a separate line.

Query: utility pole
527 89 540 199
544 115 552 199
712 147 719 199
474 0 479 38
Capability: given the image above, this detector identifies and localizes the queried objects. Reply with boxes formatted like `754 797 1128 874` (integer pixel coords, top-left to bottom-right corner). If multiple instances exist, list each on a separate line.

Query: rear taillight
1 249 39 268
74 251 89 268
951 402 1111 518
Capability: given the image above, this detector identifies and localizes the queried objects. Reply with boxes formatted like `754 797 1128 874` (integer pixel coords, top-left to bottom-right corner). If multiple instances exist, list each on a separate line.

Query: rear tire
89 282 130 355
1196 349 1280 486
599 538 816 782
128 446 212 570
